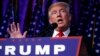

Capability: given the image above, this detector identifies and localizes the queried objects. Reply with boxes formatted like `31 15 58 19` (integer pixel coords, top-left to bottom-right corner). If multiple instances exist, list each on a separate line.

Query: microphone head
50 23 58 29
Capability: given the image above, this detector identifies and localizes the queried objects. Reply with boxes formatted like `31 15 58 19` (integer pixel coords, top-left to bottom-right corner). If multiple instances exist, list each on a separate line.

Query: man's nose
57 12 61 17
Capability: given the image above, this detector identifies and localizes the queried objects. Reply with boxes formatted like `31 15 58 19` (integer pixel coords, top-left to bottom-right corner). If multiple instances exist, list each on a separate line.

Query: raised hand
7 22 27 38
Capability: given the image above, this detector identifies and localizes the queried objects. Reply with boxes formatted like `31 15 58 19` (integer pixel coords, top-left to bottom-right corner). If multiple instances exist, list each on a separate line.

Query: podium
0 36 82 56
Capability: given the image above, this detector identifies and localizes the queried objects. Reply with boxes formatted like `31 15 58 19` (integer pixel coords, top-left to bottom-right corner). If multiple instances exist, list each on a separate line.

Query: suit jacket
40 28 90 56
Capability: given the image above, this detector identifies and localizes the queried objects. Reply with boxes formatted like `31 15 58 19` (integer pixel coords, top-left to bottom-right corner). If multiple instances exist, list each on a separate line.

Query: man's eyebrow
60 8 66 10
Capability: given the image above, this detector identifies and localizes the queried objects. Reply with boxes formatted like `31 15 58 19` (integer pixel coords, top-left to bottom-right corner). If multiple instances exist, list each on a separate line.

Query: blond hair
48 2 70 17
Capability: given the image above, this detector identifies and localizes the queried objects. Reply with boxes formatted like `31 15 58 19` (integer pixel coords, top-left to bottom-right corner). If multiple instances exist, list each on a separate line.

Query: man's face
49 5 71 30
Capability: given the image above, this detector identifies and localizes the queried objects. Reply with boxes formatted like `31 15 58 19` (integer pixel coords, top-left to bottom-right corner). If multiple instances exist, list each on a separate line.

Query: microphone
48 23 58 29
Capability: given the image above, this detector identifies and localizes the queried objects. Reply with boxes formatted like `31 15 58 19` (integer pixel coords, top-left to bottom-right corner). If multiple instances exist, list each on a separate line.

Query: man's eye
51 11 57 14
61 10 66 12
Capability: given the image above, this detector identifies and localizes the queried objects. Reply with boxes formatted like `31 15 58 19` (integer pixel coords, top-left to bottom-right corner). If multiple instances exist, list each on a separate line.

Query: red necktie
57 31 64 37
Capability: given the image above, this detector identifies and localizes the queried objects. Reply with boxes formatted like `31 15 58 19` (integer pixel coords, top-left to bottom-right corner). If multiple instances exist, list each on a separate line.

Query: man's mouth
57 19 63 24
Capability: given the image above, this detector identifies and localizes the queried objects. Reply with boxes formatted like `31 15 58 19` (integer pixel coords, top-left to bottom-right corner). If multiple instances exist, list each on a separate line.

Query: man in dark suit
7 2 90 56
40 2 89 56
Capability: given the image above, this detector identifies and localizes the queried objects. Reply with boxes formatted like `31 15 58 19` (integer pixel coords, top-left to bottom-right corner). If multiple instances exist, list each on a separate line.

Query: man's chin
58 24 65 27
55 26 65 31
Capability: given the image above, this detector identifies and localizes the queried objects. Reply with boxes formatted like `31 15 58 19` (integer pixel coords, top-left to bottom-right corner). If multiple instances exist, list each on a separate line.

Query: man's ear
68 15 72 26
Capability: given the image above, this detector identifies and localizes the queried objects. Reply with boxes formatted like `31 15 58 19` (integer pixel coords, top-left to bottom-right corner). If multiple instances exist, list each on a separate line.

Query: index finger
17 23 20 31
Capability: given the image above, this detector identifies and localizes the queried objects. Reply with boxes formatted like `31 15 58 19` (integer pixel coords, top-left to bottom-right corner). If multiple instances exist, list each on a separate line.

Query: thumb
23 31 27 38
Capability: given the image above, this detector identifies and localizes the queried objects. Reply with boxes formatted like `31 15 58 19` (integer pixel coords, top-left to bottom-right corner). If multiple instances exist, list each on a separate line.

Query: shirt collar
52 28 70 37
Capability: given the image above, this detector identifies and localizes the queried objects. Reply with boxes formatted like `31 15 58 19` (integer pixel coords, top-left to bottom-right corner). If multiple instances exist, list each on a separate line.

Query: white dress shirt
52 28 70 38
